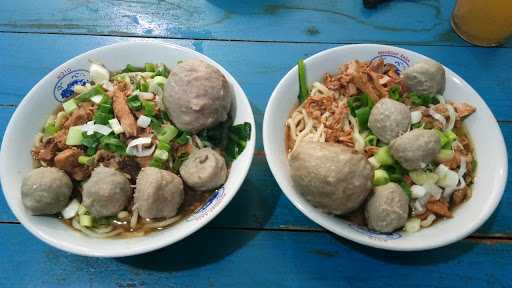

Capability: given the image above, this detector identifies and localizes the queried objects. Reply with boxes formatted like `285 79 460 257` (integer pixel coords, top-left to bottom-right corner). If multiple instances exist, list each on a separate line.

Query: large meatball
289 141 373 215
368 98 411 143
134 167 184 219
180 148 227 191
389 129 441 170
365 182 409 233
82 166 131 217
163 59 231 133
21 167 72 215
402 59 445 96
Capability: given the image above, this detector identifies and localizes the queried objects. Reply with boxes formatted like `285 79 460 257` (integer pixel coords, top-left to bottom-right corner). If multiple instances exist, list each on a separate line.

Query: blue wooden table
1 1 511 287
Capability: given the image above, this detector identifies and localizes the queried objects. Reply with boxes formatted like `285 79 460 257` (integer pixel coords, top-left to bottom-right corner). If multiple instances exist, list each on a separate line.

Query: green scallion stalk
297 59 308 103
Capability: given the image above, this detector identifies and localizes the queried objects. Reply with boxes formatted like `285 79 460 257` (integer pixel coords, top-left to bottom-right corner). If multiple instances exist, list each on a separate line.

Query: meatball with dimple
180 148 227 191
368 98 411 143
389 129 441 170
289 141 373 215
402 59 445 96
163 59 231 133
82 166 131 217
134 167 184 219
365 182 409 233
21 167 72 215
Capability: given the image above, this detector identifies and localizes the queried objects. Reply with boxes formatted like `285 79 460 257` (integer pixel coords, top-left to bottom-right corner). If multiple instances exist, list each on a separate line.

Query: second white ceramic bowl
263 44 507 251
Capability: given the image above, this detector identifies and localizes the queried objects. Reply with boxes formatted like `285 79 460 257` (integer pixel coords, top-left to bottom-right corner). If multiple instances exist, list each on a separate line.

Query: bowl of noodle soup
263 44 507 251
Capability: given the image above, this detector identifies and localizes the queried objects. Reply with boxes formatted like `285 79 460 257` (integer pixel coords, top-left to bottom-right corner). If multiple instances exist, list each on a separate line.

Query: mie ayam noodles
287 58 476 233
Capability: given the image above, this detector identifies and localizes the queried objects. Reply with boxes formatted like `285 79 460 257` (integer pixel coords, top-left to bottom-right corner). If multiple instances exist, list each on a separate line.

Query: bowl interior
0 41 256 257
263 44 507 251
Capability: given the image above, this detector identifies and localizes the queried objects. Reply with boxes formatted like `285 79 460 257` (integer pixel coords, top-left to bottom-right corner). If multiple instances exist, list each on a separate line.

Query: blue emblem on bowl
370 50 411 74
348 223 402 241
186 186 225 222
53 69 90 102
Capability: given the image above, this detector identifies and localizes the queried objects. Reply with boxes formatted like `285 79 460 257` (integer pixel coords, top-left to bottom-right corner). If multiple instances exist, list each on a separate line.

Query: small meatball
389 129 441 170
134 167 184 219
368 98 411 143
402 59 445 96
82 166 131 217
21 167 72 215
289 142 373 215
365 182 409 233
180 148 227 191
163 59 231 133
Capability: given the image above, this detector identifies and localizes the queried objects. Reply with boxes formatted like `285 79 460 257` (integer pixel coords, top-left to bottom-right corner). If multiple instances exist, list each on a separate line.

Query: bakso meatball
82 166 131 217
402 59 445 96
134 167 184 219
180 148 227 191
368 98 411 143
21 167 72 215
289 141 373 215
163 59 231 133
365 182 409 233
389 129 441 170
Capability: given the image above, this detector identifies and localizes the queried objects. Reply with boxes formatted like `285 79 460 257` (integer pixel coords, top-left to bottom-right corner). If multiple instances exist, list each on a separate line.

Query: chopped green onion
157 141 171 152
122 64 144 73
171 153 188 173
355 106 371 131
410 92 439 107
154 149 169 161
94 111 112 125
297 59 308 103
108 118 124 135
444 130 457 142
75 85 107 102
389 85 401 101
78 155 94 166
154 64 170 78
44 123 59 136
151 76 167 89
99 134 126 154
472 158 478 172
174 131 190 145
373 169 390 186
138 79 149 92
78 205 88 215
149 158 166 169
364 134 378 146
399 181 412 198
375 146 394 166
144 63 156 72
348 93 373 117
79 214 93 227
157 125 179 143
409 170 439 185
149 117 161 132
66 126 84 145
63 99 78 113
127 95 142 111
436 149 455 162
142 100 156 116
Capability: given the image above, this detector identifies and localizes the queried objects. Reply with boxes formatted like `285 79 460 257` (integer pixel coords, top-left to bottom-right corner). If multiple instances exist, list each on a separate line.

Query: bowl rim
263 43 508 251
0 41 256 257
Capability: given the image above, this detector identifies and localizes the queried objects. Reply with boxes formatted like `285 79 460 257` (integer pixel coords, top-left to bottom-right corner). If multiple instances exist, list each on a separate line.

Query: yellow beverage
451 0 512 46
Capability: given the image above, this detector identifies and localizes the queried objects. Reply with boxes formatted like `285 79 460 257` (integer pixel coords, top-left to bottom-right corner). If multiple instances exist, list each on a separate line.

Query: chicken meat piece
113 82 138 137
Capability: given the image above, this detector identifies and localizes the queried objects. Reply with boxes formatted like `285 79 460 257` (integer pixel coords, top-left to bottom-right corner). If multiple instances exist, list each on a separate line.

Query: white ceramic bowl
263 44 507 251
0 41 255 257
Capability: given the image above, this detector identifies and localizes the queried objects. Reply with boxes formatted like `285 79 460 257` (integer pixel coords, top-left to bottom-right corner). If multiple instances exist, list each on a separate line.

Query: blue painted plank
0 224 511 287
1 0 511 47
0 33 511 120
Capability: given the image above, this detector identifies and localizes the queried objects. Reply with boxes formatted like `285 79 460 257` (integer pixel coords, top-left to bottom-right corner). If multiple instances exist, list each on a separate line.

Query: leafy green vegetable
94 112 112 125
174 131 191 145
138 79 149 92
157 141 171 152
142 100 156 117
355 106 371 131
198 121 252 163
150 158 166 169
171 153 189 173
389 85 401 101
154 64 170 78
399 181 412 199
383 162 407 183
298 59 309 103
99 134 126 154
122 64 144 73
127 95 142 111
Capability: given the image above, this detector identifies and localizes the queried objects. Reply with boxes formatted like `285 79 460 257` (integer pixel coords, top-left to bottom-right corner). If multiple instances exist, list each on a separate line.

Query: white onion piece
428 108 446 129
410 111 423 124
90 95 104 104
61 199 80 219
368 156 380 169
81 121 95 135
411 185 427 199
94 124 112 135
438 169 459 188
423 183 442 200
108 118 124 134
101 80 114 92
137 115 152 128
89 63 110 84
446 104 457 131
435 164 450 178
436 94 446 104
